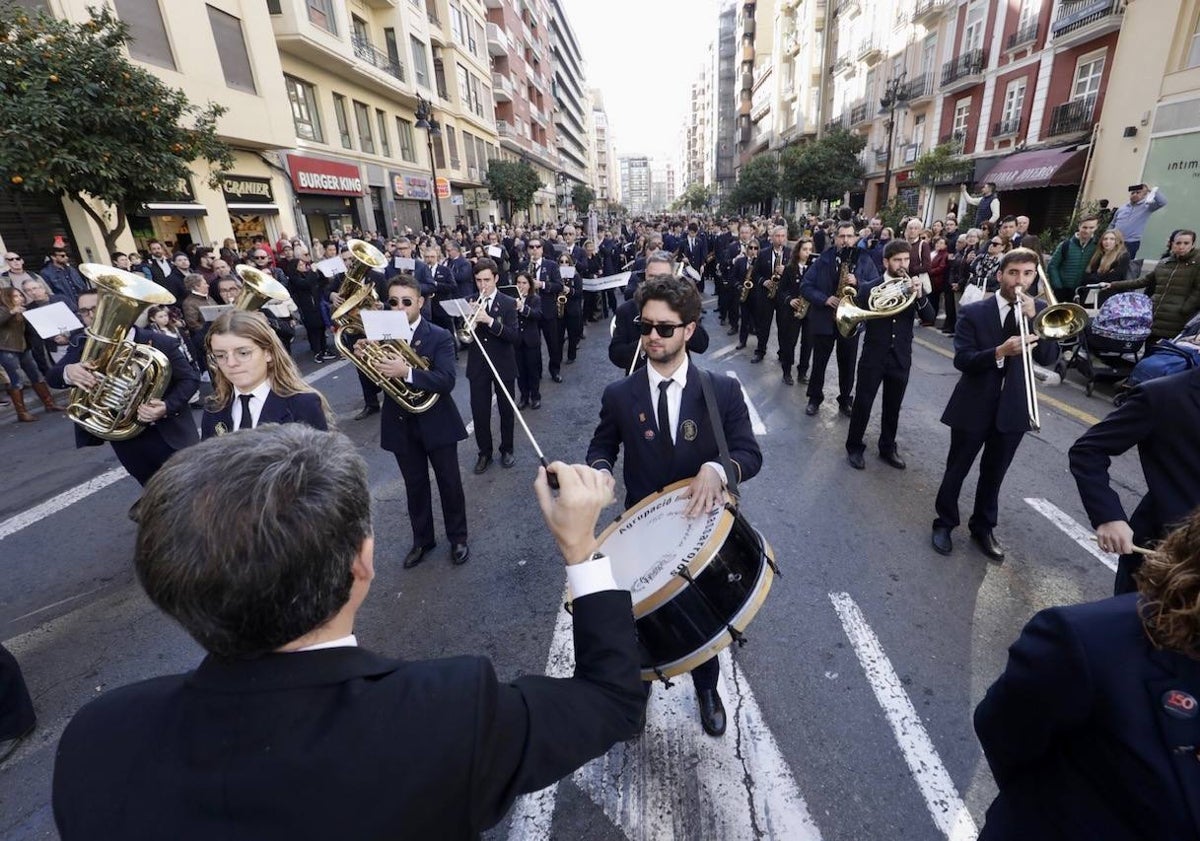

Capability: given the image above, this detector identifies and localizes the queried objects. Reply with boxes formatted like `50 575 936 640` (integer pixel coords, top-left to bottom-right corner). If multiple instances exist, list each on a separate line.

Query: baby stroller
1061 288 1153 397
1114 311 1200 406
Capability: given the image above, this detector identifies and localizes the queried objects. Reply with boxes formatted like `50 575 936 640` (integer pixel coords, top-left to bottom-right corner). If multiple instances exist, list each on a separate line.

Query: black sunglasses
635 318 686 338
387 297 416 307
989 240 1003 246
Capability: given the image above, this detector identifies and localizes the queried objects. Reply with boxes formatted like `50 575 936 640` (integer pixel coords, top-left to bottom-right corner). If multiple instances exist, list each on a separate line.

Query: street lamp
414 94 443 230
878 71 909 208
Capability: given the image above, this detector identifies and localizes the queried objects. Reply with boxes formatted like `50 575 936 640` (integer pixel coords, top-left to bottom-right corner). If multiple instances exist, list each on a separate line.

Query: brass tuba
233 264 293 311
336 238 388 302
67 265 175 441
835 270 920 338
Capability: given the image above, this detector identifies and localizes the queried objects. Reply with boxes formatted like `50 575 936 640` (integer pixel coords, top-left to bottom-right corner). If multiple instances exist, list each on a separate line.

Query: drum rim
638 537 776 681
594 478 736 616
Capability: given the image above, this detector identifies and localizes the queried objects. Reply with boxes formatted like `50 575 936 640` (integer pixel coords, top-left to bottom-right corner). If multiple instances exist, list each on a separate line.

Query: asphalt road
0 304 1146 841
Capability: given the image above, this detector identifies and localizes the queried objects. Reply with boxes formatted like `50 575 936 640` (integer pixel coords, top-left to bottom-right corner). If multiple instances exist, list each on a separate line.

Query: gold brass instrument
456 297 489 345
336 238 388 302
1018 266 1090 431
233 264 292 312
556 279 569 319
765 254 783 300
67 264 175 442
835 247 857 299
835 270 920 338
790 294 810 320
739 259 754 304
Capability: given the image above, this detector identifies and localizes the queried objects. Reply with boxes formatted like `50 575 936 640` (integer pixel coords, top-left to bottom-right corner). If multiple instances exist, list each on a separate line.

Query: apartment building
684 67 713 189
713 1 740 198
547 0 592 211
590 89 618 213
769 0 828 151
619 155 652 215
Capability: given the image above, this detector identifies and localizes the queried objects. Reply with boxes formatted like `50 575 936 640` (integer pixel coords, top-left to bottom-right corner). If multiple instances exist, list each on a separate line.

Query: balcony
850 100 870 125
903 72 934 103
492 72 514 102
496 120 517 138
741 42 755 62
833 53 854 74
466 165 481 182
361 0 397 7
1051 0 1125 48
1047 95 1096 137
911 0 951 24
351 34 407 84
744 17 755 37
991 117 1021 139
857 36 882 64
941 48 986 93
486 22 509 56
824 115 847 134
1006 22 1039 51
784 33 801 55
835 0 860 15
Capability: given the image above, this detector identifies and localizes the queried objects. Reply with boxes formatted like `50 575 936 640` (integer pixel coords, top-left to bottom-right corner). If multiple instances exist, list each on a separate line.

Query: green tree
912 142 973 187
485 159 541 220
676 182 713 212
780 129 866 205
571 183 595 214
726 155 779 214
0 5 234 252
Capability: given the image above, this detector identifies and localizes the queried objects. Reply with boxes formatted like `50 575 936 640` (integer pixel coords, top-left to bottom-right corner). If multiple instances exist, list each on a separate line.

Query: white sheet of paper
581 271 631 292
263 302 291 318
200 305 235 322
487 245 503 258
394 256 416 272
23 301 82 339
360 310 413 343
315 256 346 278
439 298 475 318
559 266 577 280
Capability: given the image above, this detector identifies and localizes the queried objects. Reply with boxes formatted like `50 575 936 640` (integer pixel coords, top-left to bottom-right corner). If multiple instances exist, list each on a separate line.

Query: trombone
456 297 489 345
1017 266 1090 432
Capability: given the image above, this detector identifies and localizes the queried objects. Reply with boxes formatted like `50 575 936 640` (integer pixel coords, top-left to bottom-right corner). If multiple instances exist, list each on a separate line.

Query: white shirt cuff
566 555 619 598
703 460 729 487
405 369 414 384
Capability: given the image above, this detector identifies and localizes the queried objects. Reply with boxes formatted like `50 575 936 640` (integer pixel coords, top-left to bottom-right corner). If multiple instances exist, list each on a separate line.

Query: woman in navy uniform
556 253 585 364
513 271 544 410
587 275 762 738
200 310 330 438
775 238 816 386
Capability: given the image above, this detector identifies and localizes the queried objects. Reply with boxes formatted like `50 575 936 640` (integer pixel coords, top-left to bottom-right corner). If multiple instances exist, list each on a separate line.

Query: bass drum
591 479 777 681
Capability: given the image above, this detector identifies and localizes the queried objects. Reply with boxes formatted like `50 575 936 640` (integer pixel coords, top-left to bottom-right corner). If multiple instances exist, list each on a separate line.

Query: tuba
835 269 920 338
336 238 388 302
233 264 292 312
67 265 175 441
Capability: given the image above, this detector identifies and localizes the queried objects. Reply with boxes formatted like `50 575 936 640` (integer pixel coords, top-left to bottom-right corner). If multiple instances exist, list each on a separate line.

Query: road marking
464 395 497 438
0 467 128 542
725 371 767 435
8 583 111 624
912 336 1101 426
829 592 979 841
304 359 348 383
508 593 822 841
1024 497 1117 572
708 341 739 361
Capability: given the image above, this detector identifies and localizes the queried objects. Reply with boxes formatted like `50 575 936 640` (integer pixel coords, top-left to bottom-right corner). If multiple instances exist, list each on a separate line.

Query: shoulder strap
698 366 740 502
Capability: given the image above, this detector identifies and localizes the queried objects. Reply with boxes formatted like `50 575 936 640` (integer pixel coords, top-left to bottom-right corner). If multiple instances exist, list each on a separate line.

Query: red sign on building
287 154 364 196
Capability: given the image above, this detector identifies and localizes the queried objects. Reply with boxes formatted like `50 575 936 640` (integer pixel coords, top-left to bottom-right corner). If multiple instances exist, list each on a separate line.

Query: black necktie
656 380 674 456
238 394 254 430
1003 305 1018 338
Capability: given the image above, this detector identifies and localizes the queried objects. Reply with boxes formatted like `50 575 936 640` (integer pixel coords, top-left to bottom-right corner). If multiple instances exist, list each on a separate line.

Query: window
384 28 401 70
411 36 430 88
457 62 471 108
921 34 937 76
376 110 391 157
432 132 446 169
464 131 477 169
285 76 323 142
1002 78 1026 123
449 4 465 44
913 113 926 148
952 98 971 139
333 93 353 148
467 18 478 56
353 100 374 154
267 0 281 13
351 15 369 42
113 0 176 70
434 58 450 99
469 74 484 117
397 118 416 162
1190 14 1200 68
307 0 337 35
962 0 985 53
1073 54 1105 102
207 6 256 94
446 126 459 167
1016 0 1039 31
864 68 876 101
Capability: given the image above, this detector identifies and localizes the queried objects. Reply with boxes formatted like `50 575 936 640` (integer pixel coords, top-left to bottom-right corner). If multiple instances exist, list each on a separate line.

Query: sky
561 0 722 163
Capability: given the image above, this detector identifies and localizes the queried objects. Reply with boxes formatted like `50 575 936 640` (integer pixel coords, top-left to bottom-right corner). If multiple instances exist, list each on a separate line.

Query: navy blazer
1068 368 1200 543
754 246 791 285
940 296 1060 434
855 276 936 371
680 234 707 271
48 328 199 452
975 595 1200 841
200 390 327 439
525 260 563 320
380 319 468 454
516 293 543 349
607 299 710 372
800 248 882 337
586 362 762 509
450 257 475 299
465 293 519 383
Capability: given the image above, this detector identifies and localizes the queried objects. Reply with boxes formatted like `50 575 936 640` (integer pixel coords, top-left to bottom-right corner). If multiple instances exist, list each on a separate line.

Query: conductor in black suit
931 248 1060 560
369 275 469 569
48 289 199 486
608 253 709 372
974 508 1200 841
1069 367 1200 595
845 239 935 471
465 258 519 474
587 275 763 739
52 425 645 841
525 238 565 383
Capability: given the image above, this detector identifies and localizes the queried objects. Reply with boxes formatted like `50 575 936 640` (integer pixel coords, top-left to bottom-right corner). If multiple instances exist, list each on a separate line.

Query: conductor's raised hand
534 462 616 565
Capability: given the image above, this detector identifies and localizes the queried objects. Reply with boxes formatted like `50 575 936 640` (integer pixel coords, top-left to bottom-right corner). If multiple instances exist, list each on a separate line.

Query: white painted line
7 583 110 624
725 371 767 436
464 395 497 438
305 359 348 383
509 592 821 841
0 467 128 542
1024 497 1117 572
708 341 740 361
829 592 978 841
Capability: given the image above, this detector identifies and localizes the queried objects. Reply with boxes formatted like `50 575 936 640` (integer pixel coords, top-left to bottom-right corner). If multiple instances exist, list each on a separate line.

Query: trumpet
456 297 489 345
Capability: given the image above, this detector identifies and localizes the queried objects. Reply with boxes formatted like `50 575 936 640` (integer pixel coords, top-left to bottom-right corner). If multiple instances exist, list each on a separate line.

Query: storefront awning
978 146 1088 191
226 203 280 212
143 202 208 217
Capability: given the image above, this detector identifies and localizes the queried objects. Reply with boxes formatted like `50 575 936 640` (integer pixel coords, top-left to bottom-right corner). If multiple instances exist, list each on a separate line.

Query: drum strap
699 367 740 503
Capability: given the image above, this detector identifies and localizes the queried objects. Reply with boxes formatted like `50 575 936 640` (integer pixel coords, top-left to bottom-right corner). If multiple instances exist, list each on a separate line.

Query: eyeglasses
989 240 1003 246
209 348 259 364
634 318 686 338
387 297 416 307
76 306 97 315
253 256 270 261
5 256 21 261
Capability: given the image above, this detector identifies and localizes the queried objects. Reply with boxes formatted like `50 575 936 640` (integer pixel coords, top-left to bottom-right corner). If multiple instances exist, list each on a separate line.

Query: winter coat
1109 249 1200 339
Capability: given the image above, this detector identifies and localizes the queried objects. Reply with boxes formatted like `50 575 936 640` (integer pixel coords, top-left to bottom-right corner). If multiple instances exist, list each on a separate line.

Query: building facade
619 155 652 215
590 89 618 213
713 1 740 199
547 0 591 216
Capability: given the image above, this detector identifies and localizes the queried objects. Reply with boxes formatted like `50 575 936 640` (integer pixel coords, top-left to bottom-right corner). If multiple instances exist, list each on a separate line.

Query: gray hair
132 425 372 660
645 250 674 272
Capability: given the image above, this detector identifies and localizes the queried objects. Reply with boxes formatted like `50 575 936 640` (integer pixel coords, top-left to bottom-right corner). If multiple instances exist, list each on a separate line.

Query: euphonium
835 269 920 339
336 238 388 302
67 265 175 441
233 264 292 312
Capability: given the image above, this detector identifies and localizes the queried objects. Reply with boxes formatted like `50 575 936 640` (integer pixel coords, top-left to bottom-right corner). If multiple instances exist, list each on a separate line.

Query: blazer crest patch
214 422 229 437
681 419 698 442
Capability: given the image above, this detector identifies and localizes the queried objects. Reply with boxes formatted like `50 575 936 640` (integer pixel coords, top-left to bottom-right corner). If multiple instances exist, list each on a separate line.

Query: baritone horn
336 238 388 302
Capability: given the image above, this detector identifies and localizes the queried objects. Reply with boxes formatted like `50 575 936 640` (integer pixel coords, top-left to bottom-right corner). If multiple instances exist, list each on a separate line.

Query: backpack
1090 292 1153 341
1125 340 1200 391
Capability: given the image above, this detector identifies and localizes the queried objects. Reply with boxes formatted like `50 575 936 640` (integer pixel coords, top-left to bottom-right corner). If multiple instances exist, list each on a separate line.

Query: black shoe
518 396 529 409
941 328 955 335
805 402 819 416
782 372 794 386
735 342 747 349
727 326 738 336
566 356 576 364
751 353 764 363
931 526 953 555
312 352 324 365
971 529 1005 560
847 451 866 470
530 397 541 409
798 369 808 384
451 542 470 565
879 451 906 469
500 451 515 468
354 404 380 420
473 454 492 474
838 400 853 418
696 688 726 737
551 373 563 383
403 543 436 569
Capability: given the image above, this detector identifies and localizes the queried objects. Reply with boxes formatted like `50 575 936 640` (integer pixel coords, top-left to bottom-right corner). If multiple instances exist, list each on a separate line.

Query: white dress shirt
295 634 358 652
230 380 272 429
994 291 1021 369
403 315 422 383
644 355 727 485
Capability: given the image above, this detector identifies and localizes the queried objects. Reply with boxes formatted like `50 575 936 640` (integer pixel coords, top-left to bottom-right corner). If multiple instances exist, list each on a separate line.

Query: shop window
354 100 375 155
113 0 176 70
397 118 417 162
285 76 323 143
333 94 354 149
207 6 256 94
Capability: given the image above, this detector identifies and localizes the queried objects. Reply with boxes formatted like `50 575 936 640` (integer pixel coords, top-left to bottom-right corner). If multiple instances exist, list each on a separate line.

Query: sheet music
394 257 416 272
200 305 234 322
360 310 413 343
439 298 475 318
23 302 82 339
487 245 503 258
559 266 577 280
315 256 345 278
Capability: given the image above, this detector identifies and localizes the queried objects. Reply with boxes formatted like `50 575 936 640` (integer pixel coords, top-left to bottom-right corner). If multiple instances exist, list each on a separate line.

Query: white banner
582 271 631 292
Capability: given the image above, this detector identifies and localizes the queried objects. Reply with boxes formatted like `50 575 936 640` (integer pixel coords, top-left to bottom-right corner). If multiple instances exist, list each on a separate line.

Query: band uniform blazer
940 296 1060 434
516 293 544 349
380 318 468 454
450 257 475 300
526 260 563 320
52 590 644 841
1068 367 1200 543
586 362 762 509
465 292 519 384
800 248 882 337
855 276 936 371
681 235 707 271
48 328 199 452
754 246 792 287
200 390 327 439
974 594 1200 841
607 299 710 372
433 262 458 299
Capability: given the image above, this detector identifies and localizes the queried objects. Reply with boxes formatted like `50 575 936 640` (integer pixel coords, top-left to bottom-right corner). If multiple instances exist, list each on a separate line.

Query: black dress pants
394 444 467 547
933 426 1024 532
515 344 542 400
0 643 35 741
752 293 774 355
111 426 177 487
558 311 584 361
775 310 803 370
807 332 859 405
470 372 514 456
540 316 563 376
847 354 909 455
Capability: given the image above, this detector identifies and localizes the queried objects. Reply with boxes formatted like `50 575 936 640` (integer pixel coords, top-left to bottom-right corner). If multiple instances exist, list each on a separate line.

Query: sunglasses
635 319 686 338
387 297 416 307
989 241 1003 246
5 256 21 261
76 306 97 315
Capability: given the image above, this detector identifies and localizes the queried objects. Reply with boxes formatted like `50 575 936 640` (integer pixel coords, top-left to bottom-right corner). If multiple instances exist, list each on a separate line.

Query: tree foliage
485 159 541 218
571 183 595 214
675 182 712 212
779 129 867 205
912 142 974 187
0 4 234 250
725 155 778 214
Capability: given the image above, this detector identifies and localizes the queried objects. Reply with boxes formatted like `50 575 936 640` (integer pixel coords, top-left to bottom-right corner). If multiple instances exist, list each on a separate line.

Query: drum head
595 479 734 618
